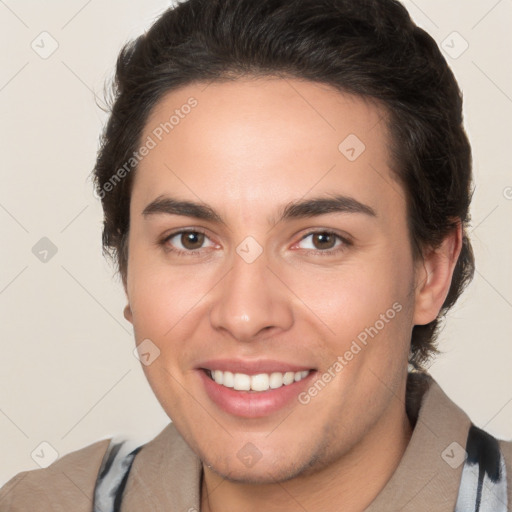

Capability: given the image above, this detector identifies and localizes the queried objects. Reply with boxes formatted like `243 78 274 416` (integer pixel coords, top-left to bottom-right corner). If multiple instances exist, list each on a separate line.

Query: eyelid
158 227 352 256
291 229 352 253
161 226 206 239
159 227 217 253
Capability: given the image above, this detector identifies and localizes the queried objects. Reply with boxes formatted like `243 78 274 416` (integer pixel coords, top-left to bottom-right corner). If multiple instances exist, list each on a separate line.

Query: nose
209 249 294 342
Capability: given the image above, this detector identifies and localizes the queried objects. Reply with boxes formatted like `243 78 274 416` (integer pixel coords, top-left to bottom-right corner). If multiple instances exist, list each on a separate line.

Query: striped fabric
93 439 142 512
93 425 508 511
454 425 508 512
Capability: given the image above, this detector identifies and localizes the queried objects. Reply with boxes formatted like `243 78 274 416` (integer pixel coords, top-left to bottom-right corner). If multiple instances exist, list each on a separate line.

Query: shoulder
499 436 512 463
407 374 512 509
498 437 512 507
0 438 111 511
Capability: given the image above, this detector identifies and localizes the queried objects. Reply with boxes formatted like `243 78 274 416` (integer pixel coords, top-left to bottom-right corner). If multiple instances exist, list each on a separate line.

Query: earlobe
124 304 133 323
122 271 133 324
413 222 463 326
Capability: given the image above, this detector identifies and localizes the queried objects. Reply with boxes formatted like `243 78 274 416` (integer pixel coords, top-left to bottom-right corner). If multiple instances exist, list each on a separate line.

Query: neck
201 401 413 512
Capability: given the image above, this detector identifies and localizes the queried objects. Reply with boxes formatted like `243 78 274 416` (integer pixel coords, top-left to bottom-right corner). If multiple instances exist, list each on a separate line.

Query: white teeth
283 371 295 385
213 370 223 385
209 369 310 392
223 371 234 388
269 372 284 389
233 373 251 391
295 370 309 381
251 373 270 392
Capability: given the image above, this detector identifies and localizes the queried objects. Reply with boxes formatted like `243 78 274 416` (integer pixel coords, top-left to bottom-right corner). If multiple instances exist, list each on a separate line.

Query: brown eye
311 232 337 250
296 231 348 253
163 230 215 253
180 231 205 250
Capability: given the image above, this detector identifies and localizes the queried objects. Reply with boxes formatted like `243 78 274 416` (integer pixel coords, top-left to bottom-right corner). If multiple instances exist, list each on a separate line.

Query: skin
123 77 462 511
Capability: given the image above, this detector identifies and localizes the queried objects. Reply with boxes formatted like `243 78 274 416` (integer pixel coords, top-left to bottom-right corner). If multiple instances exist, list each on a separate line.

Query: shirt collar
124 373 470 511
366 373 471 511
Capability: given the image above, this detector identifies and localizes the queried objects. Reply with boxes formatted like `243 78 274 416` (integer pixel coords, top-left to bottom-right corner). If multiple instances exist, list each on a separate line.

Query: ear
413 221 463 325
123 303 133 324
122 274 133 324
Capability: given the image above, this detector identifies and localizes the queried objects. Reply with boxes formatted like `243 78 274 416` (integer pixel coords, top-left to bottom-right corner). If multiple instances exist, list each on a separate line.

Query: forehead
133 77 404 221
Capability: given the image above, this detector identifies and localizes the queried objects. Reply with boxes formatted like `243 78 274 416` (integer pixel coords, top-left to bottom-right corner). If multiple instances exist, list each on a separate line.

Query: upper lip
197 358 315 375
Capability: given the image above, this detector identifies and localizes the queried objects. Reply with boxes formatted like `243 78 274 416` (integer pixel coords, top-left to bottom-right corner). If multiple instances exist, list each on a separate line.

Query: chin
209 460 307 485
201 444 322 485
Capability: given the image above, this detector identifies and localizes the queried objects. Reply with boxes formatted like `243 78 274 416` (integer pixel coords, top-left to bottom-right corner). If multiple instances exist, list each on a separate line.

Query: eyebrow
142 194 376 225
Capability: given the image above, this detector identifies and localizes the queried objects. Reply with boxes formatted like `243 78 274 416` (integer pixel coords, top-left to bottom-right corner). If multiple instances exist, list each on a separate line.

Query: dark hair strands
92 0 475 371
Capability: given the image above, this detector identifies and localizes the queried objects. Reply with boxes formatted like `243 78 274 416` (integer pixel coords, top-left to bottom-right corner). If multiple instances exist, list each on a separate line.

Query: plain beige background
1 0 511 487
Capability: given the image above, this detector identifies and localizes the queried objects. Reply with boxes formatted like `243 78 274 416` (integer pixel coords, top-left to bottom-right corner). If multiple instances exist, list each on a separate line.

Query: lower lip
198 370 315 418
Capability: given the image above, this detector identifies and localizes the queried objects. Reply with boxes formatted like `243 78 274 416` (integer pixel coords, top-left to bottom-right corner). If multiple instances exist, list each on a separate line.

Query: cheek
130 275 176 338
127 264 211 409
285 253 415 393
290 255 413 338
127 237 212 333
126 256 229 392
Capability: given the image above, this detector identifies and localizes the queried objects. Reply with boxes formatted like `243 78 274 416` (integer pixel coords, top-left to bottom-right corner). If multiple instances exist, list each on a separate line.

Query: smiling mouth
203 368 312 392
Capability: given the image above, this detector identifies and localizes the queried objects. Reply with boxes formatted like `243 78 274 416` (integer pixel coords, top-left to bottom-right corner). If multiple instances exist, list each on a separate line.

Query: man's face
125 77 419 482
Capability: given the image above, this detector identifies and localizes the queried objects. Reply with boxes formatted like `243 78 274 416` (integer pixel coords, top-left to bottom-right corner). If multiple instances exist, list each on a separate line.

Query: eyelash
159 229 352 257
159 228 212 257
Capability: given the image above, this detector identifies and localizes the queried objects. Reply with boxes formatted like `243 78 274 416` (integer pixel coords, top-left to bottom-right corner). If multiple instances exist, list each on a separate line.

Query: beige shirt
1 376 511 511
